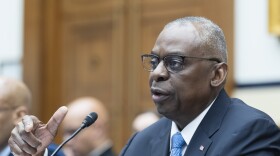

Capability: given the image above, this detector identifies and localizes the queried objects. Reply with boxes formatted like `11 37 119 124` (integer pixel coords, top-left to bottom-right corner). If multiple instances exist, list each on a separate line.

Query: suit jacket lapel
184 129 212 156
186 89 230 156
150 118 171 156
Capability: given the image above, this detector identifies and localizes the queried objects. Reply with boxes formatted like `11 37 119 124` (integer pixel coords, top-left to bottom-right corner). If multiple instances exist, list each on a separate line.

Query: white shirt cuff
44 148 48 156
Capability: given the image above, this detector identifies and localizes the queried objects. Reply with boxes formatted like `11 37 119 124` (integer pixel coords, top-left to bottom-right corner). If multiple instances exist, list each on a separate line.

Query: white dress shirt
0 146 10 156
169 99 215 155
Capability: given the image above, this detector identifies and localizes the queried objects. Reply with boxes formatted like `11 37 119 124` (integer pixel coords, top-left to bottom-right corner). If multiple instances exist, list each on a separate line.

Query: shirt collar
0 146 10 156
170 98 216 145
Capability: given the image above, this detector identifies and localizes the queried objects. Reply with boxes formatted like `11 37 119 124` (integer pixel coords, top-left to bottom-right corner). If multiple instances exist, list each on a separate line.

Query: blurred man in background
0 76 64 156
0 77 31 156
132 110 160 132
62 97 115 156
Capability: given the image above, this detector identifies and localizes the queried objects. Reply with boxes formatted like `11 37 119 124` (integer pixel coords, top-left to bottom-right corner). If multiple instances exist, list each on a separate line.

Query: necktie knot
171 132 186 156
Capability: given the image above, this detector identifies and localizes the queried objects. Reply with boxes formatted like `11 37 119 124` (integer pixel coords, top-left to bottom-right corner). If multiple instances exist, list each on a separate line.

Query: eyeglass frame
141 53 221 73
0 106 19 113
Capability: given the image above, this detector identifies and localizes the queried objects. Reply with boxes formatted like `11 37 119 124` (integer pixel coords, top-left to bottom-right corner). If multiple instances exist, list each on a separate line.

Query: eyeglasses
0 106 18 113
141 54 221 73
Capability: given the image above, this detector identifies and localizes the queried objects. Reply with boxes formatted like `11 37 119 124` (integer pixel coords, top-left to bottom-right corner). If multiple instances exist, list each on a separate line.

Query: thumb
46 106 68 136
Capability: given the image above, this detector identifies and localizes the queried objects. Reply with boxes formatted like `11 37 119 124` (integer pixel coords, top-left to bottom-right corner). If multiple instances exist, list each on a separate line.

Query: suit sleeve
119 133 138 156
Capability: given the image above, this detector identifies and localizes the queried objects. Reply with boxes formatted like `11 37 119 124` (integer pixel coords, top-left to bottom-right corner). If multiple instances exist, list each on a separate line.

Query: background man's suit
120 90 280 156
9 143 65 156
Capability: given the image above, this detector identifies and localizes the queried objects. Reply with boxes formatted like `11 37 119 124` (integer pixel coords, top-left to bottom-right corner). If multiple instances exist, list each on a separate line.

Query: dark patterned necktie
171 132 186 156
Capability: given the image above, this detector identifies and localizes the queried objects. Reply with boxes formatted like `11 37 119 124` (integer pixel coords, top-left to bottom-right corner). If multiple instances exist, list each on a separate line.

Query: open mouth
151 88 170 103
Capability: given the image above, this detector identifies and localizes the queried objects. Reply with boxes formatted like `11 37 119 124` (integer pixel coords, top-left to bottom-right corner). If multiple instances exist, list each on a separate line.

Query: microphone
81 112 98 129
50 112 98 156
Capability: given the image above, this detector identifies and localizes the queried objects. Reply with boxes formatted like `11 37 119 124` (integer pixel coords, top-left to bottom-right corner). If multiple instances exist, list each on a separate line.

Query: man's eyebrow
166 51 185 55
150 51 185 55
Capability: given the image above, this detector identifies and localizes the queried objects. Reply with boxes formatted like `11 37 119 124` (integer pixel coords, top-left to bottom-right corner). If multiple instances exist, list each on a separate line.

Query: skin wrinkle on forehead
165 18 227 63
161 22 209 59
191 21 227 62
155 24 201 58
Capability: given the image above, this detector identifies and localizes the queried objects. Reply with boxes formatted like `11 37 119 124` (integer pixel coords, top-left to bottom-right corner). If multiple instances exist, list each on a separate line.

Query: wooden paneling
60 16 126 151
23 0 44 117
61 19 114 103
23 0 233 153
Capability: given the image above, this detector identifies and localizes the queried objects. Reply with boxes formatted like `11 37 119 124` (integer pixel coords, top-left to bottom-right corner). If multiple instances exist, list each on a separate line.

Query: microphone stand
50 112 97 156
50 126 83 156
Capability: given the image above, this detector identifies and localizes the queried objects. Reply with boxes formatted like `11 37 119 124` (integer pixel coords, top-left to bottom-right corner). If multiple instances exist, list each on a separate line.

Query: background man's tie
171 132 186 156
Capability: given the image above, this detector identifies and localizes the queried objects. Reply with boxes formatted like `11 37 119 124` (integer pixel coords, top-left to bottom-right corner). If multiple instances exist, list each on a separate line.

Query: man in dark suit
7 16 280 156
120 17 280 155
0 77 64 156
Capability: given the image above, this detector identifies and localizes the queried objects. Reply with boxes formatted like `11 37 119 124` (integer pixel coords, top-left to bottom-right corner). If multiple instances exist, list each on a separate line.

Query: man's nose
150 61 169 82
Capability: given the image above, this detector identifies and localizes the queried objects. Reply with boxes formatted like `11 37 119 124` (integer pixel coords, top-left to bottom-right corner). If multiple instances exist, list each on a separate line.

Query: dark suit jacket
9 143 65 156
120 90 280 156
47 143 65 156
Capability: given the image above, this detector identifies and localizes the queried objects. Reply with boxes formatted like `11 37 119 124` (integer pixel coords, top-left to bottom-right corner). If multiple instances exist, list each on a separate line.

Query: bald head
65 97 109 125
0 77 31 110
62 97 111 156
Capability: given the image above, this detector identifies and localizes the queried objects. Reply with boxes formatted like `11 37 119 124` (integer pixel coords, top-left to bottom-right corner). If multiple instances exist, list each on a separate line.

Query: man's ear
210 62 228 87
12 105 28 125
